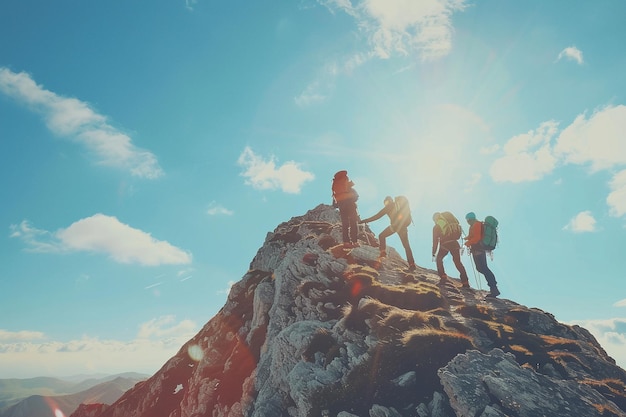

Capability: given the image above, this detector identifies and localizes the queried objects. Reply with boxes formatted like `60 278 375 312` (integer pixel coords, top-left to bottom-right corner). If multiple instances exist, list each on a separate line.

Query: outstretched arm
360 206 388 224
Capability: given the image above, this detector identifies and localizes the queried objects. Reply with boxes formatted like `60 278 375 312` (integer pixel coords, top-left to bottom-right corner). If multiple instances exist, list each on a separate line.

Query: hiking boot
406 263 416 272
379 250 387 258
461 280 470 288
486 287 500 298
438 274 448 284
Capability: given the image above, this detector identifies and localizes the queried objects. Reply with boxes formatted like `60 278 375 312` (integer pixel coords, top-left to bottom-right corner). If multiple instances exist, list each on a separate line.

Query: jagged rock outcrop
439 348 625 417
71 204 626 417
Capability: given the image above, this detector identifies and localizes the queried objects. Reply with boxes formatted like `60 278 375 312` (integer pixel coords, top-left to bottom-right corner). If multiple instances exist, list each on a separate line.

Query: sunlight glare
187 344 204 362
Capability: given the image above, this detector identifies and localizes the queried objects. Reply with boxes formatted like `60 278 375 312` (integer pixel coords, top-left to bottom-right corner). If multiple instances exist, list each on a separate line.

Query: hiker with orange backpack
464 212 500 298
331 170 360 248
359 196 416 271
432 212 470 287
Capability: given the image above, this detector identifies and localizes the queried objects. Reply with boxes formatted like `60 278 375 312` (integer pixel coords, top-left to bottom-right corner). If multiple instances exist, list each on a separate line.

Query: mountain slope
71 204 626 417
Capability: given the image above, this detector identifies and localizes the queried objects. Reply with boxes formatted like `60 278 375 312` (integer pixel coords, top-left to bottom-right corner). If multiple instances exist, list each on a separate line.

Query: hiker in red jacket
464 212 500 297
432 212 470 287
331 171 360 248
360 196 416 271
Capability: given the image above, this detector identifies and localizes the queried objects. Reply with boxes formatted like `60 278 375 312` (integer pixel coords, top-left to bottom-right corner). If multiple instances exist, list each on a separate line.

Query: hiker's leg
378 226 393 253
449 243 469 284
483 263 497 288
474 252 497 288
397 227 415 265
339 209 351 243
435 247 449 277
348 210 358 243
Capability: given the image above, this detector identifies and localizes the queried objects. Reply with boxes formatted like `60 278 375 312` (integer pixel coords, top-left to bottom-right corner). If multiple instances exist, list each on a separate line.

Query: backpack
481 215 499 251
393 196 412 228
331 171 356 203
435 212 462 240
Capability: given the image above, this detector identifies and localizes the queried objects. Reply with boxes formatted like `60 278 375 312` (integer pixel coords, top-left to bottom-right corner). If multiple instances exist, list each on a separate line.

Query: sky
1 0 626 379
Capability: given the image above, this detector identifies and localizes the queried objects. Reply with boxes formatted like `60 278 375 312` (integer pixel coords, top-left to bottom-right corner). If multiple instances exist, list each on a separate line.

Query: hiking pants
339 204 358 244
379 226 415 265
472 251 497 289
436 241 469 283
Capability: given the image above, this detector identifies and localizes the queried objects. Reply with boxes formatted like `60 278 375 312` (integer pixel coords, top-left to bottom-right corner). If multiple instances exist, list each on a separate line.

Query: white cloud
614 299 626 308
607 170 626 217
320 0 468 61
294 81 329 107
0 67 163 179
488 105 626 217
0 329 45 341
10 214 192 266
569 318 626 369
207 201 234 216
490 105 626 184
237 146 315 194
554 105 626 172
480 144 500 155
557 46 584 65
0 317 197 378
490 121 559 182
137 315 196 339
563 211 597 233
300 1 467 105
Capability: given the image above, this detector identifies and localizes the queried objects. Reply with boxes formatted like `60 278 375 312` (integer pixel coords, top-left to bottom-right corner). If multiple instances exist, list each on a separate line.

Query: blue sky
1 0 626 378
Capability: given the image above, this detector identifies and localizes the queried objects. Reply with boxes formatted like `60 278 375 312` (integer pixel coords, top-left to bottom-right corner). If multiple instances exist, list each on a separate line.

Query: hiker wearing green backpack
464 212 500 298
432 212 470 287
360 196 416 271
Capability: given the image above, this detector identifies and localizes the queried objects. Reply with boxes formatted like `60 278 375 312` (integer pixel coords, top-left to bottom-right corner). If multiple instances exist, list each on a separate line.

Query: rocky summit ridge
72 204 626 417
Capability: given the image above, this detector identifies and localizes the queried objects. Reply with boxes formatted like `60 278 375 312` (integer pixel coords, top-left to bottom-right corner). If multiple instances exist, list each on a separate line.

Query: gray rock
439 348 626 417
369 404 402 417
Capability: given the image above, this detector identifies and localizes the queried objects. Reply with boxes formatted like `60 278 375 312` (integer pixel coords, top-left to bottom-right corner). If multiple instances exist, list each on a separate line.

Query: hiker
464 212 500 297
331 170 360 248
432 212 470 287
360 196 416 270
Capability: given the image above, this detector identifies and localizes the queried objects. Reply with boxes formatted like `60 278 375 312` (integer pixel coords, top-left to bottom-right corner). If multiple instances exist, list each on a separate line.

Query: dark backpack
393 196 412 228
481 216 499 251
435 212 462 240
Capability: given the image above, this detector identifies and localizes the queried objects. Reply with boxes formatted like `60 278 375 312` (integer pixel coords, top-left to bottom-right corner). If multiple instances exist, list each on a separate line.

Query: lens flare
187 344 204 362
350 280 363 298
44 397 66 417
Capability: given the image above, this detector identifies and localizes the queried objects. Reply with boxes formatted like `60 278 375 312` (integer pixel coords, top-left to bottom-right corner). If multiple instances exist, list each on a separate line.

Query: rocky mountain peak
72 204 626 417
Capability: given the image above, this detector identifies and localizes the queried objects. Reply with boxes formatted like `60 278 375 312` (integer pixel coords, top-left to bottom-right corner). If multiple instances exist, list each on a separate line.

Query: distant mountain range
0 373 148 417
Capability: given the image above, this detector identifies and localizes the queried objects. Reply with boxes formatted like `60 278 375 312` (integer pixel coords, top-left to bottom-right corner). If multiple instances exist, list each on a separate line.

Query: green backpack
435 212 462 240
481 216 499 251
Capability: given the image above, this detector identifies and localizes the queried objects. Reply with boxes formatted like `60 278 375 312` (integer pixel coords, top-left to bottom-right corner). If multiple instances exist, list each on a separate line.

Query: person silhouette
331 170 360 248
360 196 416 271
